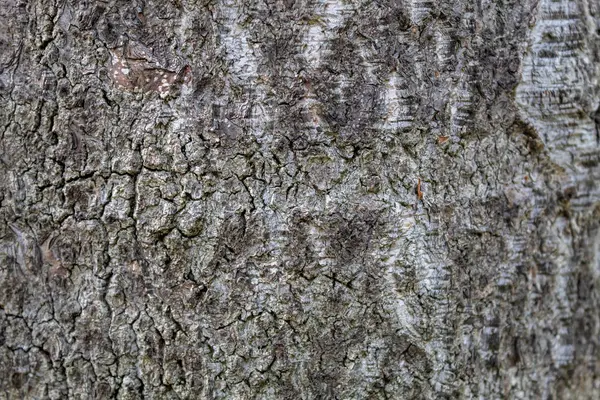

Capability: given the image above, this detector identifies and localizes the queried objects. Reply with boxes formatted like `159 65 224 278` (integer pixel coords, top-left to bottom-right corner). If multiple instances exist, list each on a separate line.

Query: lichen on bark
1 0 599 399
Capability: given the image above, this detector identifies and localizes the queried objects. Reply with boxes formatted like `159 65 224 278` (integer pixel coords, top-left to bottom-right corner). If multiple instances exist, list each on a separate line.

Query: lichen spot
121 68 130 75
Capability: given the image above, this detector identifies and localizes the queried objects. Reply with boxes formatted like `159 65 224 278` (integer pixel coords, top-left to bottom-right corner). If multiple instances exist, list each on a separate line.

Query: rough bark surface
1 0 599 399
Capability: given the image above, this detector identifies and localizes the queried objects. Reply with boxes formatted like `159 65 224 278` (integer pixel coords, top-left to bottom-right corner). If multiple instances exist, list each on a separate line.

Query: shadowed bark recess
1 0 599 399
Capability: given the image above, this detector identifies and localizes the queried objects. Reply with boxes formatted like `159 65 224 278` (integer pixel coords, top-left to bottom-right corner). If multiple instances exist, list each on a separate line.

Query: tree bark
1 0 599 398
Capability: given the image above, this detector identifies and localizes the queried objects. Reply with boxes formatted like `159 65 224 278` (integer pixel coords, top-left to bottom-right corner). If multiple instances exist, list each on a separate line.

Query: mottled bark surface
1 0 599 398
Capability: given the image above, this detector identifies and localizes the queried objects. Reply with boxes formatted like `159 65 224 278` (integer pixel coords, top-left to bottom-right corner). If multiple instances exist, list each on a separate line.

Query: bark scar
417 178 423 201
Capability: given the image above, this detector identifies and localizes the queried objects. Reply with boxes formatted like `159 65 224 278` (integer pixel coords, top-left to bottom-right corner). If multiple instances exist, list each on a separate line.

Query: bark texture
1 0 600 398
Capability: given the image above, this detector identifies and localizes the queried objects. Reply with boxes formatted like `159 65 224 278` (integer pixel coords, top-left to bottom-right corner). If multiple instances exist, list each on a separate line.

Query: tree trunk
1 0 599 398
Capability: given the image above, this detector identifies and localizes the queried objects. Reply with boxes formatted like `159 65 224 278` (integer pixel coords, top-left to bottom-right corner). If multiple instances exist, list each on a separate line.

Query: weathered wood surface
1 0 599 398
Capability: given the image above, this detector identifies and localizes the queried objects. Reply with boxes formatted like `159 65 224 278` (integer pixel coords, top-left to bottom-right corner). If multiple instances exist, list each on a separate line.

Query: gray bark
1 0 599 398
